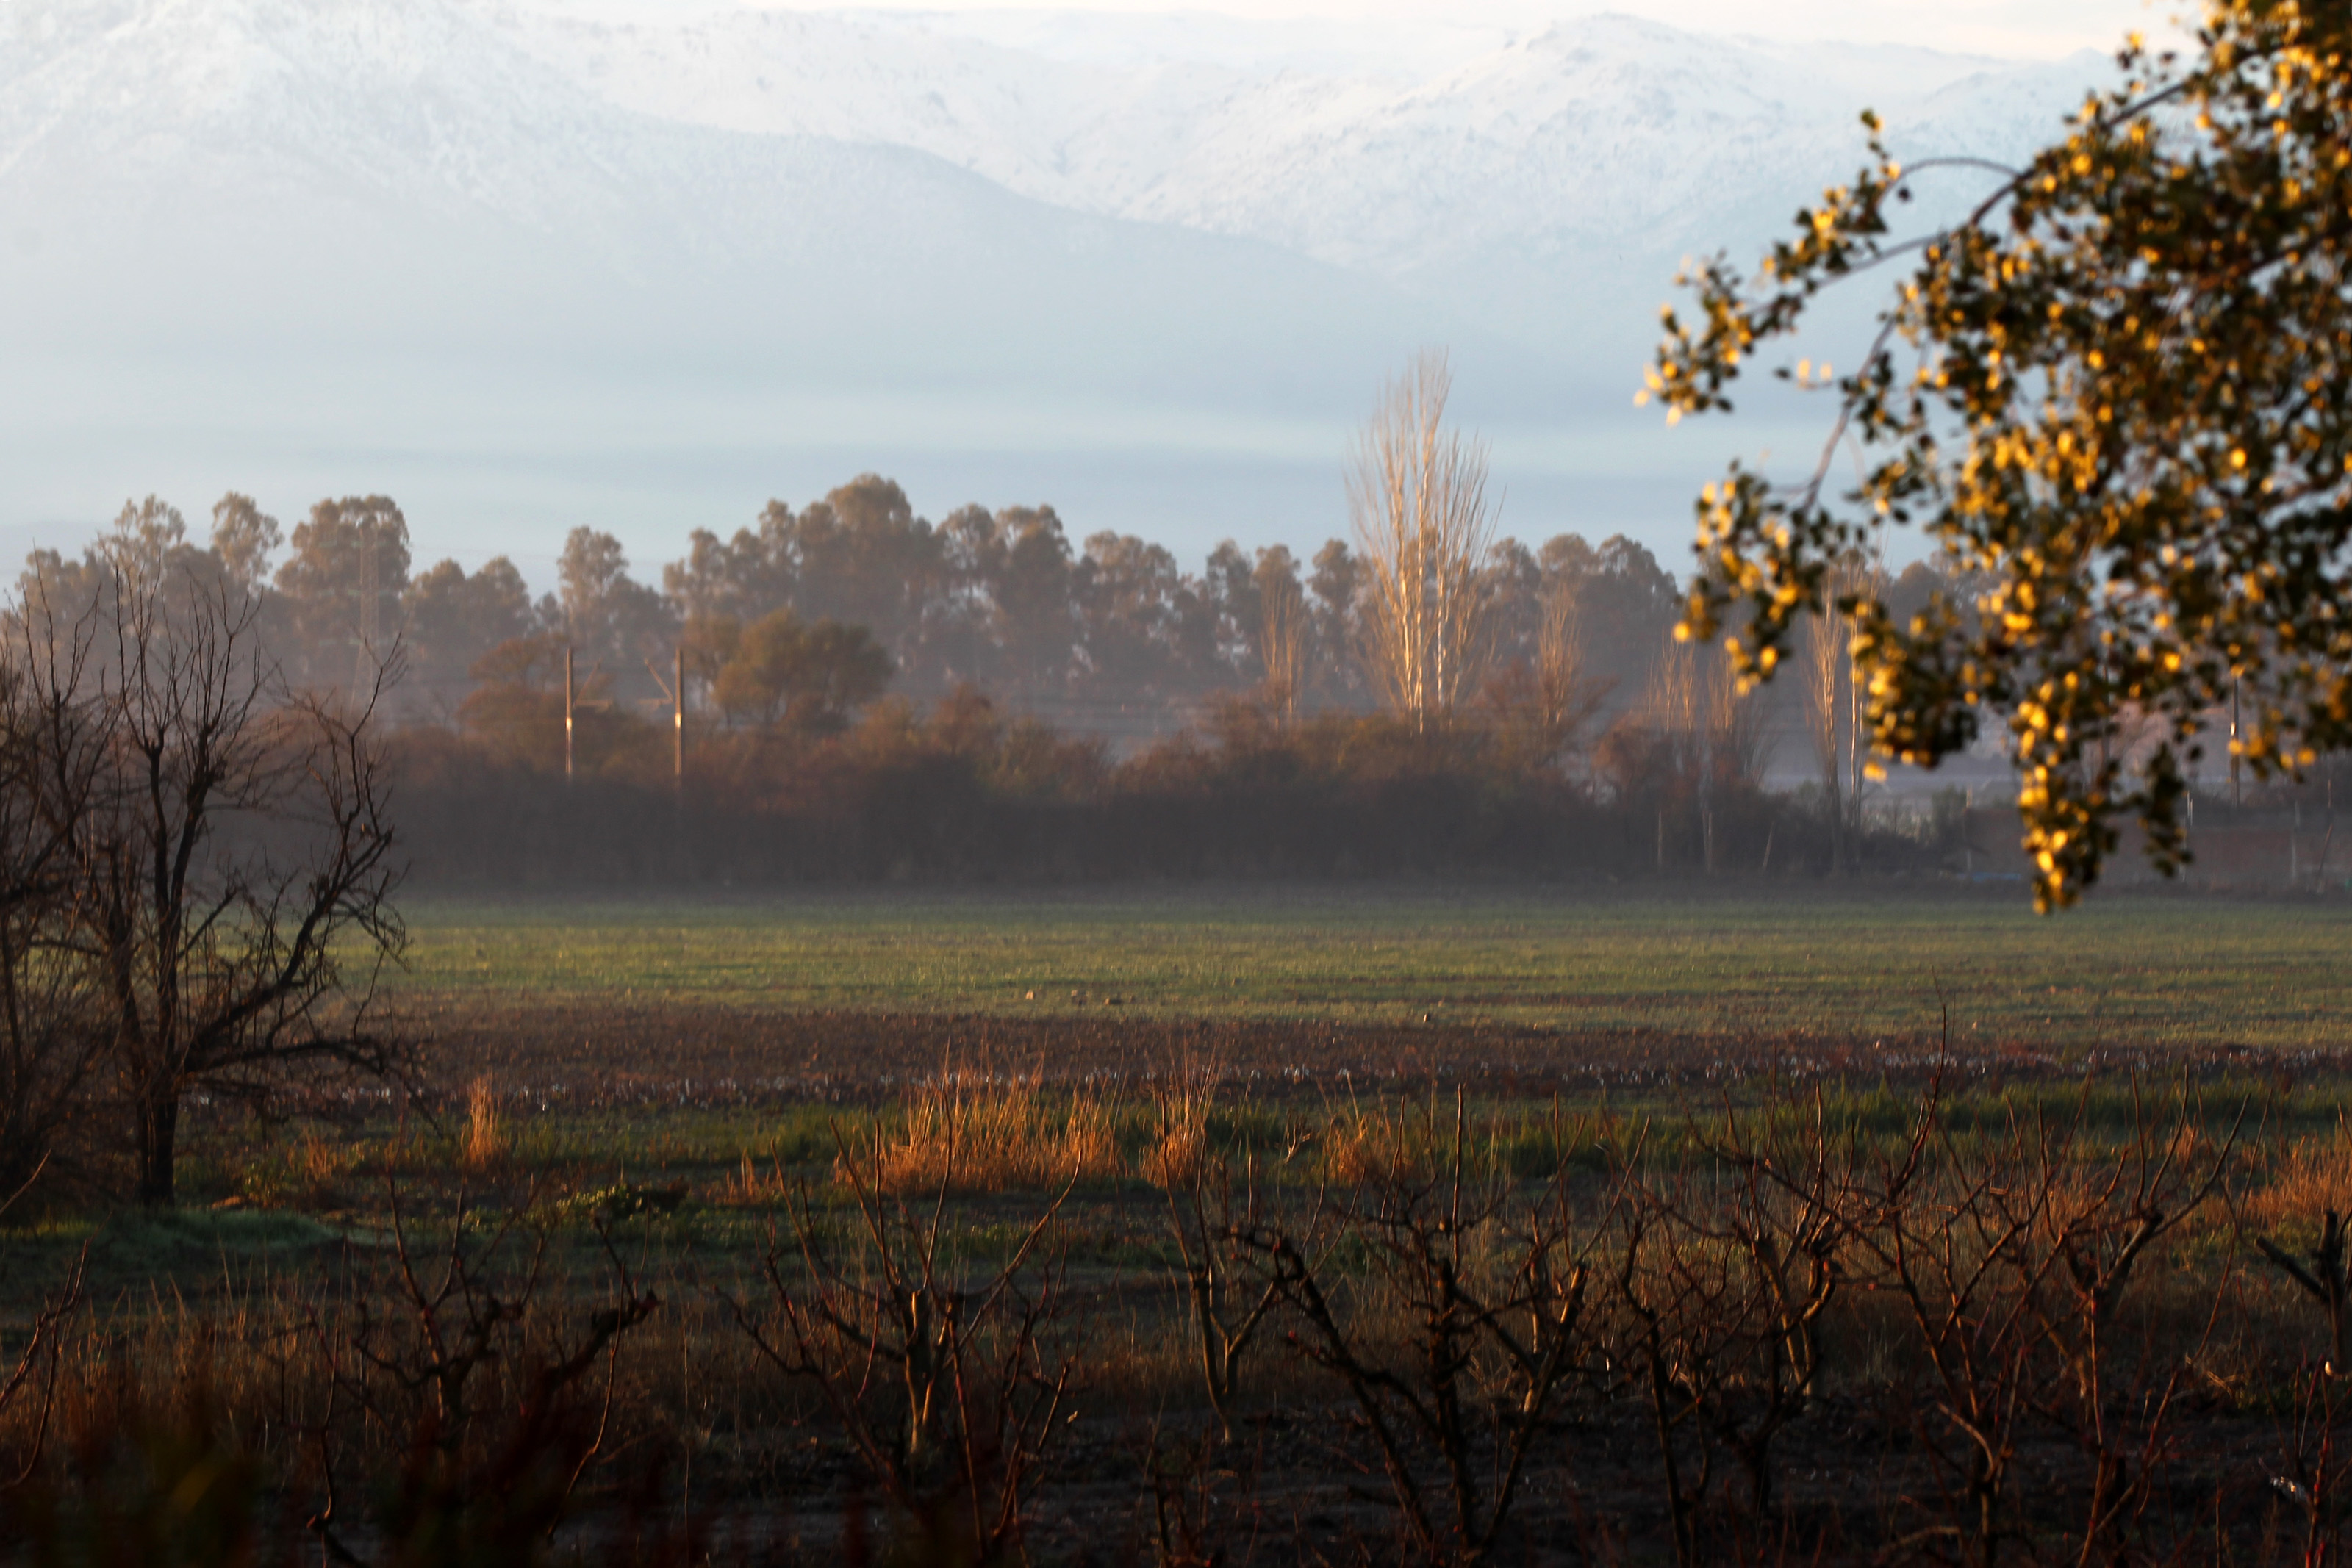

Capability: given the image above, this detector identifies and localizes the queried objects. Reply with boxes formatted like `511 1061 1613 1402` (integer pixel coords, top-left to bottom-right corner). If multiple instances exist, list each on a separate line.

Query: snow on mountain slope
0 0 1460 369
477 2 1391 224
0 0 1534 561
865 7 1514 77
467 4 2098 324
0 0 2124 558
0 0 2104 319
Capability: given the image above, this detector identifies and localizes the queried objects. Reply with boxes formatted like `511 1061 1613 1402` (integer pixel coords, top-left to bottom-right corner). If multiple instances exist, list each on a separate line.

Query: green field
392 885 2352 1056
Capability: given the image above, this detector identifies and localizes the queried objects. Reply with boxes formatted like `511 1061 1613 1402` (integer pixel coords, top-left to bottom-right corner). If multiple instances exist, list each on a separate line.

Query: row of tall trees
26 476 1689 750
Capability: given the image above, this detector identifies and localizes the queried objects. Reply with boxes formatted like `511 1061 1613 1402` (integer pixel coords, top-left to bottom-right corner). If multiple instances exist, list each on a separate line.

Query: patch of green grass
389 885 2352 1054
0 1209 359 1308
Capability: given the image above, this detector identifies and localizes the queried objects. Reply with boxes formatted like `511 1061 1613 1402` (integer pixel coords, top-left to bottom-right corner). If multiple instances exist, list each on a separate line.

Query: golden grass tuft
459 1078 506 1173
848 1074 1123 1195
233 1129 357 1209
717 1151 792 1208
1319 1100 1446 1189
2245 1115 2352 1232
293 1134 346 1190
1140 1068 1216 1191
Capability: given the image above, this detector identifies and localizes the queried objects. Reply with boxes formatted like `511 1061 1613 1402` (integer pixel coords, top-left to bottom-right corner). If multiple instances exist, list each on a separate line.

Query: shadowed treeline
31 478 2344 891
390 688 1962 885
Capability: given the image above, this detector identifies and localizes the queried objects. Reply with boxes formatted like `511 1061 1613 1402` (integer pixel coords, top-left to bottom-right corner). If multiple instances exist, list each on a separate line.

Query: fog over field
0 0 2119 583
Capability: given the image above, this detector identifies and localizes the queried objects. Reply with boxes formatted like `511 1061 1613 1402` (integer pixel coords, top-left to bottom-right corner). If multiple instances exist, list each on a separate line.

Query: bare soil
406 996 2299 1108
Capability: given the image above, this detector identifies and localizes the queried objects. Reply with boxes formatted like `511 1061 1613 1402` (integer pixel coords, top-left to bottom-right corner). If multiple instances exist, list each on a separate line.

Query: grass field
11 885 2352 1561
392 883 2352 1062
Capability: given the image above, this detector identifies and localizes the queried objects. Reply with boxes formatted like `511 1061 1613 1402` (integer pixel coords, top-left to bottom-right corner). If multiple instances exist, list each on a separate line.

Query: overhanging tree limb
1646 4 2352 908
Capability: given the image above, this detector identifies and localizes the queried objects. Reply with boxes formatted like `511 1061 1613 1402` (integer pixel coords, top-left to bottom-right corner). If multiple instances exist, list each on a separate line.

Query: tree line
21 439 1985 890
27 478 1693 744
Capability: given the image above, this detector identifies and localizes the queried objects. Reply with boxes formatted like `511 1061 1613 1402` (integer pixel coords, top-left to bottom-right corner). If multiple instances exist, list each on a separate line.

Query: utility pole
2231 676 2242 809
564 644 576 784
647 647 685 785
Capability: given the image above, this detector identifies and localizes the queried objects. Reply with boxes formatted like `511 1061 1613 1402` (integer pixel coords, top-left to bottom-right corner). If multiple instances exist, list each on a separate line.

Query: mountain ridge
0 0 2118 561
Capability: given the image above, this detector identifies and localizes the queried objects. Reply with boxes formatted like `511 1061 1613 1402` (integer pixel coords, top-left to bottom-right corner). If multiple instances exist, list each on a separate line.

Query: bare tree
1535 583 1598 744
1258 570 1307 728
1348 350 1497 733
1643 632 1767 872
1702 644 1771 871
0 610 113 1197
54 571 406 1207
1802 559 1875 874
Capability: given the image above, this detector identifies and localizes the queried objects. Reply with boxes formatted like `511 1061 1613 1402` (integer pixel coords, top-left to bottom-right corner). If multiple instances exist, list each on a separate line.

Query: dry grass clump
2244 1113 2352 1233
850 1074 1122 1195
716 1151 792 1208
234 1131 357 1209
1141 1069 1218 1191
1319 1098 1450 1189
284 1134 353 1208
292 1134 349 1192
459 1078 506 1174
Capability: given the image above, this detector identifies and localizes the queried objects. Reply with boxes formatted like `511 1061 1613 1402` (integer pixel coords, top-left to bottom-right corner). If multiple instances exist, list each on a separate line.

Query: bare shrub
1603 1090 1862 1561
1237 1094 1600 1564
743 1123 1080 1564
2269 1351 2352 1563
1604 1139 1749 1567
1156 1085 1283 1445
2259 1209 2352 1372
0 1166 87 1486
2021 1094 2239 1555
2253 1133 2352 1556
310 1186 662 1564
1839 1080 2238 1565
1143 1420 1272 1568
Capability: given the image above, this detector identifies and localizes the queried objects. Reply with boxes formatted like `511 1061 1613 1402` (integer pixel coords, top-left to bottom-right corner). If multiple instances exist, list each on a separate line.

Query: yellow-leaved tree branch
1645 2 2352 910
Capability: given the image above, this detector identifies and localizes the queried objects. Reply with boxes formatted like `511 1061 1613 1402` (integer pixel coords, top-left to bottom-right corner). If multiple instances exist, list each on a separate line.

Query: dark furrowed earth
401 997 2326 1108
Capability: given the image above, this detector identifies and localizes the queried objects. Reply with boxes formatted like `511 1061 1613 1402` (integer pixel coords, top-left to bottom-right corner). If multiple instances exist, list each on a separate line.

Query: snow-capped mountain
469 5 2091 311
0 0 2114 567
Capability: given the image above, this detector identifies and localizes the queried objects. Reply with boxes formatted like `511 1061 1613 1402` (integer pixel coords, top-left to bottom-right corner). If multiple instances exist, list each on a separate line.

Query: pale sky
750 0 2187 60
